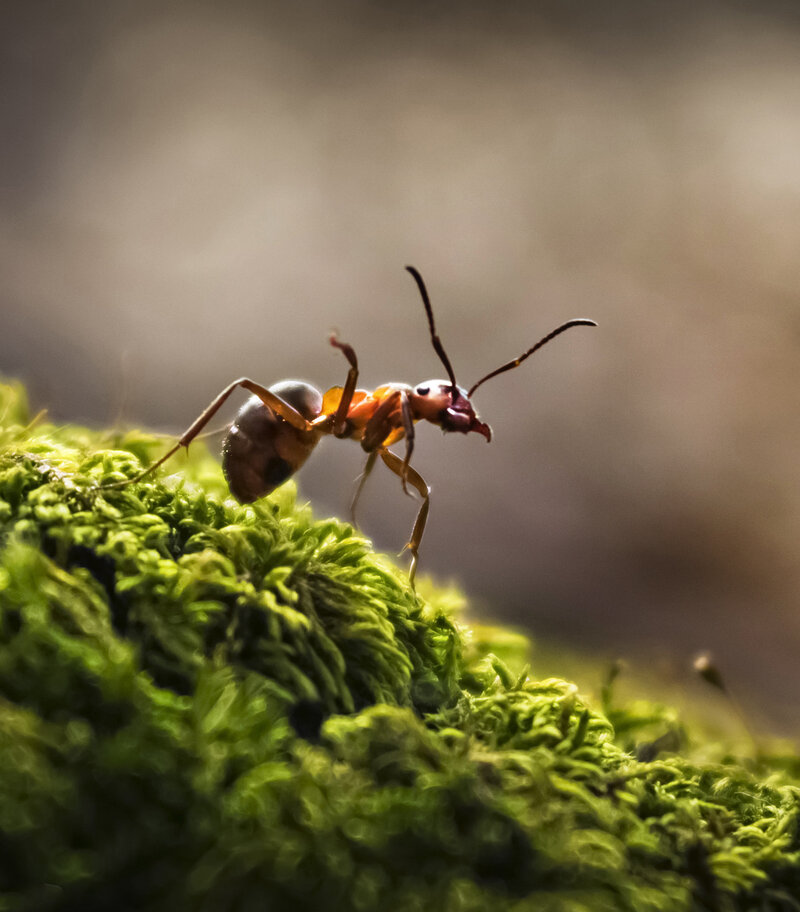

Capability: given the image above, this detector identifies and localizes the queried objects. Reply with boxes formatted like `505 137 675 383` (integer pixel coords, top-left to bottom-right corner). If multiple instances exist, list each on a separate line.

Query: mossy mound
0 380 799 912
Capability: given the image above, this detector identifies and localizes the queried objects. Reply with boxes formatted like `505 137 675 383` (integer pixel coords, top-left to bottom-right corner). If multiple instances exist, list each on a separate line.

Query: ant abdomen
222 380 323 503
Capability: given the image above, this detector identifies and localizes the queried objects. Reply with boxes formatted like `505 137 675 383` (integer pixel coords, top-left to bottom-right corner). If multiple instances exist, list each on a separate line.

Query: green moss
0 379 798 911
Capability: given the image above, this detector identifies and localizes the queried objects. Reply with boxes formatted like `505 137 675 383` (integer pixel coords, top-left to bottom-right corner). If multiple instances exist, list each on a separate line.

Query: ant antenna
405 266 459 391
467 318 597 397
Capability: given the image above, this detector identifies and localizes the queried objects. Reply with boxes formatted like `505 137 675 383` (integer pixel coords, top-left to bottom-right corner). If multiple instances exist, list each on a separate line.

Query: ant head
405 264 596 434
411 380 492 441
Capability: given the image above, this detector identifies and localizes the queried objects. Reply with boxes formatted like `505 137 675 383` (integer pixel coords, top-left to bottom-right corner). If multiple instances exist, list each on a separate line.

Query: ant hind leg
102 378 311 489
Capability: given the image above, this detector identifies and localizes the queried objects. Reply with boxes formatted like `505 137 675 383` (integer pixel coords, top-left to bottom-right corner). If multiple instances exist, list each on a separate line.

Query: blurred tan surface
3 1 800 730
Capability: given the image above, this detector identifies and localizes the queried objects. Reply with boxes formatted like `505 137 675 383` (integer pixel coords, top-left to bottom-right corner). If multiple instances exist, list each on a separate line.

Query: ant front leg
104 378 311 488
379 448 431 588
398 392 415 495
349 391 412 525
362 391 415 496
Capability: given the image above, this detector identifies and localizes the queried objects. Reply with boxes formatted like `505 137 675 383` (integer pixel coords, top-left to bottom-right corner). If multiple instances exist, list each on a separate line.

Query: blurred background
3 0 800 731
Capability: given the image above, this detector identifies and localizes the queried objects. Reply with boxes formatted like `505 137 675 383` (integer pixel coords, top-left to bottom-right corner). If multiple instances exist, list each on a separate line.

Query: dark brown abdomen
222 380 323 503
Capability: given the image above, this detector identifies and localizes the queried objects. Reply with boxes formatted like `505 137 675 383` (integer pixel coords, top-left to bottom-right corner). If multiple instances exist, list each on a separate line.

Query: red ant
113 267 596 585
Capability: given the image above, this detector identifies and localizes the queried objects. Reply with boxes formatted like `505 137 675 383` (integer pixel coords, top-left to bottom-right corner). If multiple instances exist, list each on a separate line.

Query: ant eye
415 386 430 396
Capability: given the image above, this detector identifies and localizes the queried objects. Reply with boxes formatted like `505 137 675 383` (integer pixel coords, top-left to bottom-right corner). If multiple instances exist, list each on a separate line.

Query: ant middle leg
350 449 378 527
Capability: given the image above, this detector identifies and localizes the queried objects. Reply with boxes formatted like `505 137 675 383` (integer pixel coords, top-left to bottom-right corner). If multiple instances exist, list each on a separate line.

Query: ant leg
398 391 415 496
350 450 378 527
105 378 311 487
362 392 415 495
380 448 431 587
361 390 402 452
329 336 359 437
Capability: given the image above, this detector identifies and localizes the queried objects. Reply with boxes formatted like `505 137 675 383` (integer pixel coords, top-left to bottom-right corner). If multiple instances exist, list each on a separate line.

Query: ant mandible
114 267 596 585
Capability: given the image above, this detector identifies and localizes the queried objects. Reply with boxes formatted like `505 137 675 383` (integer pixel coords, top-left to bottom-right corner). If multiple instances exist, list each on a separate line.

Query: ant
111 267 596 585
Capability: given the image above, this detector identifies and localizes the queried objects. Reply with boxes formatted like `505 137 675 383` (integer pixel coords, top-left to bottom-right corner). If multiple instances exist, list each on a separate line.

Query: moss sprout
0 379 798 911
